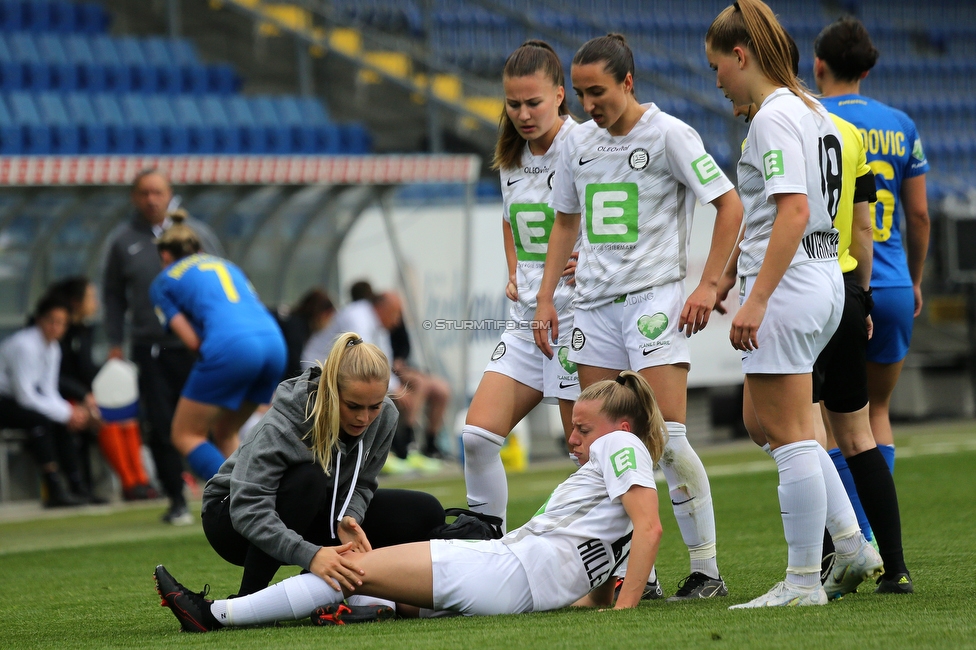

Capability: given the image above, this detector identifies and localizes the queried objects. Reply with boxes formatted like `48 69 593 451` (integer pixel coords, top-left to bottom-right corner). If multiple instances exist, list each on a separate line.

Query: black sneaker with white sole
666 572 729 601
153 565 222 633
614 577 665 601
312 603 396 626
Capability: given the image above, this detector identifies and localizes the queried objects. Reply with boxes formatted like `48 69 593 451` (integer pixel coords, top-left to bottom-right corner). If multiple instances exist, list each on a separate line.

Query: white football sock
657 422 719 579
771 440 827 589
462 425 508 530
220 573 343 626
814 444 861 553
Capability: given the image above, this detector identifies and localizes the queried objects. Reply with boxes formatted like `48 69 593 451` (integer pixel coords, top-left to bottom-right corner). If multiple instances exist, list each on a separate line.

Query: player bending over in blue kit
154 370 665 630
150 211 287 481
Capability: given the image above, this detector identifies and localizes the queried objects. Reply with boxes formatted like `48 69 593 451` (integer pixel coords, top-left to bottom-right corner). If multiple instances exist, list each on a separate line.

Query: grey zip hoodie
203 366 397 571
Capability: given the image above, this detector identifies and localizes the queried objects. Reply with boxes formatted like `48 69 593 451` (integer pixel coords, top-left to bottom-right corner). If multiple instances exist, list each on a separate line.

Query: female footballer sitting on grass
194 331 445 599
153 371 665 630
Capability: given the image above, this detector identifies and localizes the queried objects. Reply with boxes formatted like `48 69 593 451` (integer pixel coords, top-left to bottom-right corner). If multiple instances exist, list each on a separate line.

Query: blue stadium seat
222 95 268 154
249 96 293 154
116 37 159 93
63 92 108 153
74 1 110 34
142 94 194 153
6 90 51 153
90 35 131 92
141 37 185 94
90 92 135 153
275 95 338 153
35 33 80 91
195 95 241 154
341 123 371 154
21 0 55 32
62 34 107 92
207 62 240 95
7 32 52 90
35 91 80 153
0 1 26 32
0 33 25 90
50 0 78 33
169 94 218 154
0 92 23 154
119 93 164 153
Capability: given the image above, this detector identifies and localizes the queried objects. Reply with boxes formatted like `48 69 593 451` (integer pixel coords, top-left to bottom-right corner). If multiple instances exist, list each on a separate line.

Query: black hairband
347 337 364 346
615 374 627 385
733 0 740 10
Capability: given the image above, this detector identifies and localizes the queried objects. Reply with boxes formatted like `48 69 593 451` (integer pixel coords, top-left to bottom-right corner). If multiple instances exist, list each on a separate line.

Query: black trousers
0 396 83 485
131 341 195 508
202 462 446 596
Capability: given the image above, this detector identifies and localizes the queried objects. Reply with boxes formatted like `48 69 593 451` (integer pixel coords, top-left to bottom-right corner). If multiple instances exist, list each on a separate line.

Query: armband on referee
862 287 874 315
854 171 877 204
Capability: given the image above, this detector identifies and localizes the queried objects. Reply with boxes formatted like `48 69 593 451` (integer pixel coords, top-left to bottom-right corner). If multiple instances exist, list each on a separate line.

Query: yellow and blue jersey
820 95 929 288
829 113 874 275
150 253 280 346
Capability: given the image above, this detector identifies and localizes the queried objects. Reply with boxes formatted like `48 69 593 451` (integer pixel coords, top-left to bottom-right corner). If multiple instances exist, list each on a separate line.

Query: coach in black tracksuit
101 169 224 525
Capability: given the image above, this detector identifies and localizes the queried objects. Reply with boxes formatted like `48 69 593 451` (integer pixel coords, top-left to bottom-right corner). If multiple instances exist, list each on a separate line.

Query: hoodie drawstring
329 438 364 539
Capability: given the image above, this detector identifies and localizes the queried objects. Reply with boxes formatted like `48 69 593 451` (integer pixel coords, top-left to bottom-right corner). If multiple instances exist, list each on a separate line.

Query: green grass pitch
1 422 975 649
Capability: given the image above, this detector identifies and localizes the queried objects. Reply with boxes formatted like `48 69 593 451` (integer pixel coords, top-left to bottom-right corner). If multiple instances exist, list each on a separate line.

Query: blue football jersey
150 254 279 344
820 94 929 288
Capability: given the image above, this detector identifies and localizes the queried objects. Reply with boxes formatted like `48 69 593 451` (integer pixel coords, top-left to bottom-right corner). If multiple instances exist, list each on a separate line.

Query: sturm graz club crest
547 171 555 190
628 148 649 171
490 341 507 361
571 328 585 351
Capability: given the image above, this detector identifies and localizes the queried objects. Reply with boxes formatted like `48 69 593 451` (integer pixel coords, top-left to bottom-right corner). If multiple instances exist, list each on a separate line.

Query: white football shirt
501 117 579 341
501 430 657 611
736 88 842 277
550 104 734 309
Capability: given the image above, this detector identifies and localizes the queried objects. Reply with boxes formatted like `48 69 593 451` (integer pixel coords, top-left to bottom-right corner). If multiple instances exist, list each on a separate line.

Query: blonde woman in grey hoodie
199 331 445 597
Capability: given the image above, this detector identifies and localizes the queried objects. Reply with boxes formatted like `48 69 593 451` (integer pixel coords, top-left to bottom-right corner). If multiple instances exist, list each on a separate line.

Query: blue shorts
867 285 914 364
183 330 287 409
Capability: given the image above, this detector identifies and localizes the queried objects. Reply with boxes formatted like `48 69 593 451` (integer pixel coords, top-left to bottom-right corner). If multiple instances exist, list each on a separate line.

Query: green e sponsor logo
763 150 785 180
510 203 555 262
610 447 638 477
692 154 721 184
585 183 638 244
912 137 926 162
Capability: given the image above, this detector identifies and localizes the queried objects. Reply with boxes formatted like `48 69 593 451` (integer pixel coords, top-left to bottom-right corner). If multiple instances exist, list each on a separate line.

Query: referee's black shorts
813 272 871 413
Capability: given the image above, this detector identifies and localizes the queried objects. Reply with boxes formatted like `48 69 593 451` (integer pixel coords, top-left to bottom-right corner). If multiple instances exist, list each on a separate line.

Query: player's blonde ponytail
155 209 201 260
305 332 390 473
706 0 817 111
578 370 666 463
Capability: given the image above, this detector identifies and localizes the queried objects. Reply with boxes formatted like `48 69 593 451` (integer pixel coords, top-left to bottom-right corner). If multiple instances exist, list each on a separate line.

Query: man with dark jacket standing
101 169 224 525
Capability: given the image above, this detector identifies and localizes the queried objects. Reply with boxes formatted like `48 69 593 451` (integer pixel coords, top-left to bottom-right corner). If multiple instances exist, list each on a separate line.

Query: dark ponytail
572 33 636 94
814 17 879 83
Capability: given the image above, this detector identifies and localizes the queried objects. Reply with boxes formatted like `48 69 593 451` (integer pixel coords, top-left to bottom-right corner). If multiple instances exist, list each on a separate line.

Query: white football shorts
484 331 580 403
739 260 844 375
568 281 691 371
430 538 534 616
